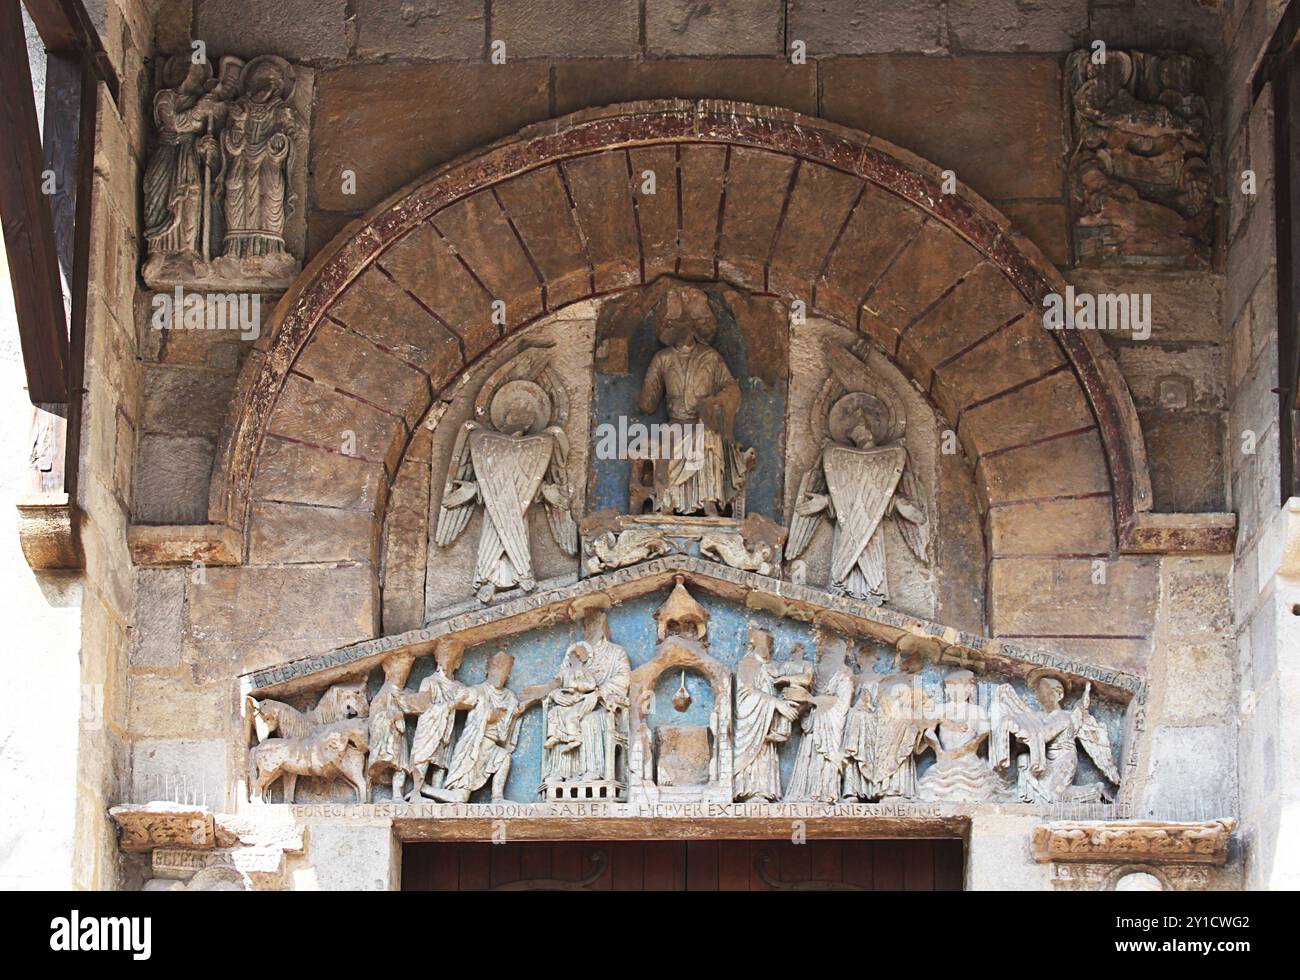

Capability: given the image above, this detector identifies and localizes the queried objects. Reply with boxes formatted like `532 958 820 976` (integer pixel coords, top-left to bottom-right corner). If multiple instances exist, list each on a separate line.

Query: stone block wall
1219 0 1298 889
40 0 1286 889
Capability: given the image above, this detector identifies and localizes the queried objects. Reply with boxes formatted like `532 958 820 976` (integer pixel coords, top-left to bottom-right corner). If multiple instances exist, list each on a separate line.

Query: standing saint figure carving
432 652 522 803
841 673 927 801
212 55 303 282
541 610 630 786
142 57 238 282
435 346 578 603
406 638 475 802
785 639 854 803
636 283 755 516
732 630 812 802
990 670 1121 805
366 653 420 802
785 343 930 605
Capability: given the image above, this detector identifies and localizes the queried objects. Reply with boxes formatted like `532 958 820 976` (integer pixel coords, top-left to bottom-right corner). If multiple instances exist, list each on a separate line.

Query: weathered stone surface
381 451 431 635
379 222 498 361
129 740 227 809
861 220 981 349
129 674 228 740
131 569 186 668
1115 346 1225 411
646 0 784 56
311 63 550 211
1065 270 1225 345
140 366 240 440
959 369 1095 460
301 820 398 890
988 496 1116 556
768 163 863 299
788 0 944 54
185 565 376 647
132 434 216 525
717 149 798 290
896 262 1032 384
253 436 387 513
433 191 545 328
996 200 1069 267
629 146 682 281
492 0 639 57
1140 411 1226 512
553 59 819 117
988 556 1158 637
354 0 485 60
676 145 729 278
127 524 243 567
948 0 1088 52
329 266 462 372
1162 642 1235 722
249 502 377 566
495 167 592 308
815 185 925 324
563 153 642 292
294 320 431 429
1141 724 1238 817
194 0 349 61
266 375 406 474
932 317 1066 419
821 56 1066 200
978 429 1111 506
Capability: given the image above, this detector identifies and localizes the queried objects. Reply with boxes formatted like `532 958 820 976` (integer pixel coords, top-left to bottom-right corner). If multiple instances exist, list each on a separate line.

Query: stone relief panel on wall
785 341 931 605
434 345 579 603
243 576 1131 811
1066 48 1213 266
143 54 308 290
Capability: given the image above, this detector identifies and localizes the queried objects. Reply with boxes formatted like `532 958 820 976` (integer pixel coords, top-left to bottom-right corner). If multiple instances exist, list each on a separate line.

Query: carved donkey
247 681 371 803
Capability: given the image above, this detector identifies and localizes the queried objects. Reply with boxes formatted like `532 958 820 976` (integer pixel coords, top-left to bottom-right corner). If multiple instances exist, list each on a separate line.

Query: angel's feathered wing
1076 711 1121 785
542 426 578 556
989 683 1038 771
785 453 828 560
473 431 552 578
824 444 903 586
435 422 478 547
893 454 931 564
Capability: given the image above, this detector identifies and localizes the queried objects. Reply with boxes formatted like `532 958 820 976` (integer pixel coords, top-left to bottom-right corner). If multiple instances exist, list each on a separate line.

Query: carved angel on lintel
989 668 1121 805
435 345 579 603
784 342 930 605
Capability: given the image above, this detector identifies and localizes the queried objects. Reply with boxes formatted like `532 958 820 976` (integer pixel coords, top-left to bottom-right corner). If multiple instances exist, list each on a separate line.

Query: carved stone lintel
110 803 216 852
1032 818 1236 865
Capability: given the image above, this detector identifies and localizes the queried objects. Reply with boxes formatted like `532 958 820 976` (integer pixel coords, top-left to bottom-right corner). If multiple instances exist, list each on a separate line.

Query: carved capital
1032 818 1236 865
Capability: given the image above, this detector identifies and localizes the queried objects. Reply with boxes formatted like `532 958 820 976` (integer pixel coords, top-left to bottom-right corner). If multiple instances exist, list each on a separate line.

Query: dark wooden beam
22 0 119 103
0 0 70 404
1275 43 1300 500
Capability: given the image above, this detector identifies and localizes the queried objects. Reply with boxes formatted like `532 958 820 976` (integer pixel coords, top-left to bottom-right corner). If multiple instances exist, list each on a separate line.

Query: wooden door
401 839 963 891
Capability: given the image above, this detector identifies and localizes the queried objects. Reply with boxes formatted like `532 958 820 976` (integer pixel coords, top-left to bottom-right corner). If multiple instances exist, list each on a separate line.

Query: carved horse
247 681 371 802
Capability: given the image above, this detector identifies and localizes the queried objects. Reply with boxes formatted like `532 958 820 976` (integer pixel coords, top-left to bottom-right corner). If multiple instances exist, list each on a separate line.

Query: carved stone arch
208 100 1156 628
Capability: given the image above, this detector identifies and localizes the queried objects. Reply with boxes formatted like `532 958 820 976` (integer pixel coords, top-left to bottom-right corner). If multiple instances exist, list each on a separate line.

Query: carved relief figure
432 652 522 803
841 673 926 801
541 610 631 789
785 639 854 803
247 681 370 803
435 346 578 603
1066 49 1213 265
212 55 303 282
635 283 755 516
785 343 929 605
142 56 237 282
990 670 1121 805
407 638 475 802
917 669 1005 802
732 629 811 802
366 653 419 802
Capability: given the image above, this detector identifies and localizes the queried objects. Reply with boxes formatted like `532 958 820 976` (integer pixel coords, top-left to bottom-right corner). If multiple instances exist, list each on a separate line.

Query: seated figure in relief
916 669 1005 802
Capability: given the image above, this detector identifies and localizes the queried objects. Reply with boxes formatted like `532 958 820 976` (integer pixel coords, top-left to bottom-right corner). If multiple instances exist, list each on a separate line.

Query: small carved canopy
655 575 709 642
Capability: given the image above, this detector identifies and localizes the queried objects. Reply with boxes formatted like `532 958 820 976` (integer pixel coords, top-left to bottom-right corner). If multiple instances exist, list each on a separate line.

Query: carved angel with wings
435 345 578 603
989 669 1121 805
784 343 930 605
